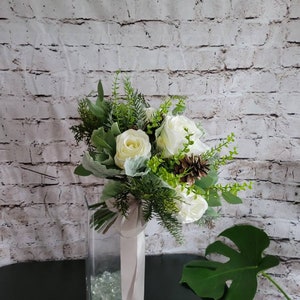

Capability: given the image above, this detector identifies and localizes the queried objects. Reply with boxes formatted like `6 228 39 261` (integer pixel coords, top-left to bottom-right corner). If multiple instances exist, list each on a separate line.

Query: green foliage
127 173 183 242
202 133 237 171
89 202 117 232
110 76 148 132
70 99 103 145
181 224 280 300
147 155 185 188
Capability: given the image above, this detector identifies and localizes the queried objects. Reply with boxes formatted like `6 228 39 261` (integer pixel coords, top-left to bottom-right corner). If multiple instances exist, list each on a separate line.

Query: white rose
156 115 209 158
176 188 208 224
114 129 151 169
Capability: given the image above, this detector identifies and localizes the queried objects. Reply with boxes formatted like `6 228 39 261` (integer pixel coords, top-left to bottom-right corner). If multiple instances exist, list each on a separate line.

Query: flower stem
261 272 291 300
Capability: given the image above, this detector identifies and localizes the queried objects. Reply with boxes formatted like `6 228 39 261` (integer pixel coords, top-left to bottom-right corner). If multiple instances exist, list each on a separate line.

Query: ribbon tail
120 230 145 300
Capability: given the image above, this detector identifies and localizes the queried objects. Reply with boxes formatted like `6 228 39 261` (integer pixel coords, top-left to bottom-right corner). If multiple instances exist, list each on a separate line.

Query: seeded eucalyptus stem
261 272 291 300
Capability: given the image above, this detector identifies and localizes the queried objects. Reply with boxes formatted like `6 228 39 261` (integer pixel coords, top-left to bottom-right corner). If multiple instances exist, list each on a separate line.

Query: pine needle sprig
132 93 148 130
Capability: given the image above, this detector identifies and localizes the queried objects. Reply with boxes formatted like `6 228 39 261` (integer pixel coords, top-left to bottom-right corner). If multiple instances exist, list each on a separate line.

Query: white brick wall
1 1 299 299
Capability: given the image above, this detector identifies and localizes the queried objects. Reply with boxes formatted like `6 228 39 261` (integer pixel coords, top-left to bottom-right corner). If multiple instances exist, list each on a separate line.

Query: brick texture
1 1 299 299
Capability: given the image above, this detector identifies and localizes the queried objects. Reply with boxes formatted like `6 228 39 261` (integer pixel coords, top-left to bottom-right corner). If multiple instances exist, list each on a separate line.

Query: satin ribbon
106 197 146 300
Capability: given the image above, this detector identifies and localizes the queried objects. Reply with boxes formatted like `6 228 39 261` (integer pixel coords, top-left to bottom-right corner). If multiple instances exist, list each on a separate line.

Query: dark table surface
0 254 206 300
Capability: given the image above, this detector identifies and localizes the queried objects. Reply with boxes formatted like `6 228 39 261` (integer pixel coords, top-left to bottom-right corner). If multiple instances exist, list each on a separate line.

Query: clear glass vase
86 221 122 300
86 202 146 300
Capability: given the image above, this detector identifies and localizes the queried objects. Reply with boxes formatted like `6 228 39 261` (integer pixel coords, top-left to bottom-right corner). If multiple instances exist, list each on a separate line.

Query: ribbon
106 197 146 300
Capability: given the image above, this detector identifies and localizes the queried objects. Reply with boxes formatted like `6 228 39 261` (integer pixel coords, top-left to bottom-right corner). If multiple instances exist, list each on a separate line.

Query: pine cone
174 154 210 185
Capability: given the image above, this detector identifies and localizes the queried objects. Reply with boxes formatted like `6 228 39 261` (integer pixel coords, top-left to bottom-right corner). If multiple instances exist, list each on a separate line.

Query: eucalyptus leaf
195 170 218 190
208 190 222 207
181 224 279 300
222 192 243 204
82 152 122 178
204 207 219 217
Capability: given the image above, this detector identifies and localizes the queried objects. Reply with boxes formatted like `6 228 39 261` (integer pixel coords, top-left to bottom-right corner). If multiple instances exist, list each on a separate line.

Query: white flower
176 188 208 224
156 115 209 158
114 129 151 169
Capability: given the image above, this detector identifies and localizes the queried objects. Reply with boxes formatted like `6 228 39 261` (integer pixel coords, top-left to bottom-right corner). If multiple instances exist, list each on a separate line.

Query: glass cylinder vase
86 222 122 300
86 201 146 300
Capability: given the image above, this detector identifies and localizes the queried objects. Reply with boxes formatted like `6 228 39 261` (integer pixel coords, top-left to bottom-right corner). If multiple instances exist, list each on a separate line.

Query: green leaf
100 180 125 202
208 190 222 207
222 191 243 204
74 164 92 176
110 122 121 136
96 80 104 104
181 224 280 300
91 125 119 158
195 170 218 190
204 207 219 218
87 99 107 120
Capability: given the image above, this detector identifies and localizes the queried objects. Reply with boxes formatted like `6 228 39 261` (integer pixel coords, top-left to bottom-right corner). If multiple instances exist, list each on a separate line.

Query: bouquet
71 74 251 241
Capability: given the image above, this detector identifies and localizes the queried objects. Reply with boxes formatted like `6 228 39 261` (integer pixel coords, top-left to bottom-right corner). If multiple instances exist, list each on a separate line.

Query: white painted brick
168 48 224 71
261 0 289 21
0 45 13 70
130 72 169 95
229 71 279 93
254 181 299 202
59 22 121 46
42 142 71 163
56 165 81 185
233 138 259 159
281 46 300 67
168 74 206 96
209 21 239 46
63 240 87 258
119 47 168 71
0 1 14 19
21 46 67 72
120 22 178 47
179 22 210 47
280 70 300 92
236 22 269 46
287 20 300 42
253 47 281 68
231 0 262 19
10 244 65 262
201 0 231 19
0 71 26 96
276 115 300 138
133 0 196 21
265 23 287 47
290 0 300 18
0 144 15 163
224 47 254 69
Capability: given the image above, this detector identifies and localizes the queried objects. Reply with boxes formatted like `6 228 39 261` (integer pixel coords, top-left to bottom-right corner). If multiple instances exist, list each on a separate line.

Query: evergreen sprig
70 98 103 146
126 173 183 242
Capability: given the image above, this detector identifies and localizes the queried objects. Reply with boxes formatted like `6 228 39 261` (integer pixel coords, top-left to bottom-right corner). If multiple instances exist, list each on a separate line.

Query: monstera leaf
181 224 279 300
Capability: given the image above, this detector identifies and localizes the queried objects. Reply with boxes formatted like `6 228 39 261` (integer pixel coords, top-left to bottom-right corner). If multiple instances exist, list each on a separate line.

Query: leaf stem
261 272 291 300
